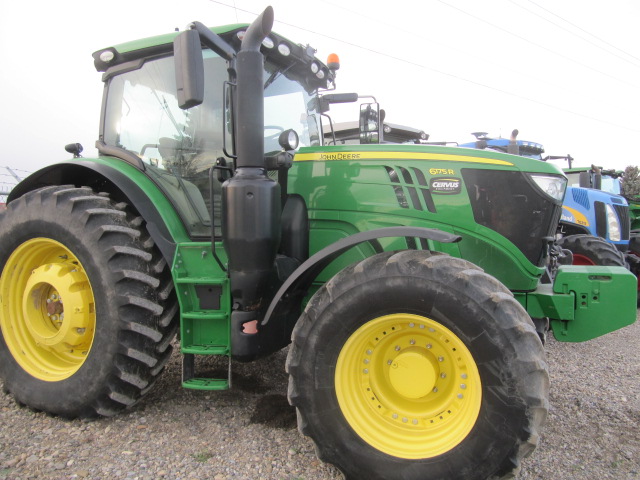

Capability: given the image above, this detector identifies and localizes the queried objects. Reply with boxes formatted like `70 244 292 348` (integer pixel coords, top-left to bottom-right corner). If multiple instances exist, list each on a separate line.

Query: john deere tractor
461 133 636 294
0 7 636 480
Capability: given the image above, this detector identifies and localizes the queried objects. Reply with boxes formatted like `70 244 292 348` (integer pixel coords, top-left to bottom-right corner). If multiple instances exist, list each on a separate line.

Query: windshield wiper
264 64 294 90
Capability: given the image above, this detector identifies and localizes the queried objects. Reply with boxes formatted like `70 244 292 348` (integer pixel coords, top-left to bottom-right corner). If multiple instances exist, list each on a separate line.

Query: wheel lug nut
426 344 432 349
433 387 438 393
440 373 446 378
460 384 467 390
392 413 398 419
457 393 464 399
461 373 468 379
395 345 401 351
438 356 444 362
409 339 415 345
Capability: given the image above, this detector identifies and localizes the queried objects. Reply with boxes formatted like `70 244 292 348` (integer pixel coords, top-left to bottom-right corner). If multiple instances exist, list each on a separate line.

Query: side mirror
578 171 591 188
319 93 359 113
593 173 602 190
359 103 381 144
174 29 204 109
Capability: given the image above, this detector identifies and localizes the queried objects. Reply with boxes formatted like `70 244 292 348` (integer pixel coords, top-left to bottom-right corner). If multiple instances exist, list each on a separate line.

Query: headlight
528 174 567 202
605 204 621 241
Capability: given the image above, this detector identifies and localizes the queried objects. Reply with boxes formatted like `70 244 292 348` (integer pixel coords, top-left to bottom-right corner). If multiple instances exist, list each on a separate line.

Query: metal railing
0 166 31 204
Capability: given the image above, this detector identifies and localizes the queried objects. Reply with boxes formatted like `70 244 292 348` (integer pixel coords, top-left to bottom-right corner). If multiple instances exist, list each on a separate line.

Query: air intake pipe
222 6 282 315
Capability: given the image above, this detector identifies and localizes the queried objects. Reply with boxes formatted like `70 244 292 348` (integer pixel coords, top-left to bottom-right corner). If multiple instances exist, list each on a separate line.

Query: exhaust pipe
222 6 281 320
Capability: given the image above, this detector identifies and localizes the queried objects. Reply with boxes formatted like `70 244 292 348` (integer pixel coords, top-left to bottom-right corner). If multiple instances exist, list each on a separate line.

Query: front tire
0 186 178 418
287 250 548 480
556 234 625 266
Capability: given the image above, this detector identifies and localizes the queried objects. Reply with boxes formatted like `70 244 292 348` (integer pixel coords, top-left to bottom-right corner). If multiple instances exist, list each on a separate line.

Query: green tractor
0 7 636 480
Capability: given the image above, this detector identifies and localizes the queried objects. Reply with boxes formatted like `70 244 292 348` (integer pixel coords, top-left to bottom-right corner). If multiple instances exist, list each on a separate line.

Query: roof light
99 50 115 63
238 31 274 49
278 43 291 56
316 70 325 79
262 37 275 49
310 62 319 74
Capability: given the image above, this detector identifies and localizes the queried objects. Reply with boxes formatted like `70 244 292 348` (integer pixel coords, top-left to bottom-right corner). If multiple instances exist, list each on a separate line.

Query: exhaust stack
222 7 281 320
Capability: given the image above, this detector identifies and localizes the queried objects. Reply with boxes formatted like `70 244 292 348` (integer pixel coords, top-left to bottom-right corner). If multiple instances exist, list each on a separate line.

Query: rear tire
0 186 178 418
287 250 548 480
556 234 625 266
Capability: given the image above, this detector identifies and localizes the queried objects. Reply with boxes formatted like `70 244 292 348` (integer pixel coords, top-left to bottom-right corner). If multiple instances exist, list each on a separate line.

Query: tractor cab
95 24 331 238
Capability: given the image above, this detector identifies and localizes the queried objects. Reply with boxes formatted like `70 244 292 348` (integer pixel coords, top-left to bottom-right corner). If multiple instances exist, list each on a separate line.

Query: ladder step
182 353 232 391
174 277 226 284
182 312 228 321
182 345 229 355
182 378 229 391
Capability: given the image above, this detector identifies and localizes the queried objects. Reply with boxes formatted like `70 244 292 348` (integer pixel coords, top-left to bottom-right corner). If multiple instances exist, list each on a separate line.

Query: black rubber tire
287 250 549 480
0 186 178 418
556 234 625 266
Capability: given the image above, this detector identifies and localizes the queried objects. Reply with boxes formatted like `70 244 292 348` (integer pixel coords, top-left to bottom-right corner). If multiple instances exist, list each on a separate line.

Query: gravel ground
1 311 638 480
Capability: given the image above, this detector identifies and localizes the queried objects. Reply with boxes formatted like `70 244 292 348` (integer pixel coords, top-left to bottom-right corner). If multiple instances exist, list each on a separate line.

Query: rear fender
7 160 189 263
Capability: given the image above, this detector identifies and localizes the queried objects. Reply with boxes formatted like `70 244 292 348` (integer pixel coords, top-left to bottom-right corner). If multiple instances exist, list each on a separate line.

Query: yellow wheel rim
335 313 482 459
0 238 96 381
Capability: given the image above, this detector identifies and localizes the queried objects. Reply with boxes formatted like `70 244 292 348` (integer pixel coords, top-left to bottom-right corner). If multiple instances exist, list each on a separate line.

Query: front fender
262 226 461 326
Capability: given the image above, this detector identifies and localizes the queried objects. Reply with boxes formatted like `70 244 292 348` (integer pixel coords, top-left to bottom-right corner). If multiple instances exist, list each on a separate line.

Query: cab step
181 353 231 391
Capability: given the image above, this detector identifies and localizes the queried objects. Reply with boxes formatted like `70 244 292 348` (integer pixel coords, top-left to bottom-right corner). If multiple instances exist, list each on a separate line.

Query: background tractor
0 7 636 480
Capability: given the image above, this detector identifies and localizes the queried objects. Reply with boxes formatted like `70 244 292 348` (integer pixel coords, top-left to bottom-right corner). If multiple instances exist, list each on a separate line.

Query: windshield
102 51 321 237
264 62 321 151
565 171 621 194
600 176 621 195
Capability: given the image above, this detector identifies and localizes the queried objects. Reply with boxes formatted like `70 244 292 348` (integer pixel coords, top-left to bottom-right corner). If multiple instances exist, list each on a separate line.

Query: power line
205 0 640 134
318 0 638 117
436 0 637 88
524 0 640 65
508 0 640 69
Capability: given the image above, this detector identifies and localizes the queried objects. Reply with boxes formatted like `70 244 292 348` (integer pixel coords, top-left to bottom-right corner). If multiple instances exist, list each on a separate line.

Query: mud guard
7 161 181 263
261 226 461 326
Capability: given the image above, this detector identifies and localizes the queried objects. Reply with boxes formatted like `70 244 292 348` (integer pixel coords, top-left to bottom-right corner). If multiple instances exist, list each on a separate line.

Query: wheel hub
22 263 93 352
388 350 436 399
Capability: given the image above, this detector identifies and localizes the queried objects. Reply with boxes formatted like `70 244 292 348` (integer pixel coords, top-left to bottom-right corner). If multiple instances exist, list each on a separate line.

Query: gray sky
1 0 638 184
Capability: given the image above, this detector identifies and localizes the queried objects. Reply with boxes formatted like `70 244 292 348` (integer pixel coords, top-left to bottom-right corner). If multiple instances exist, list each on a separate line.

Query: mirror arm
190 21 236 61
